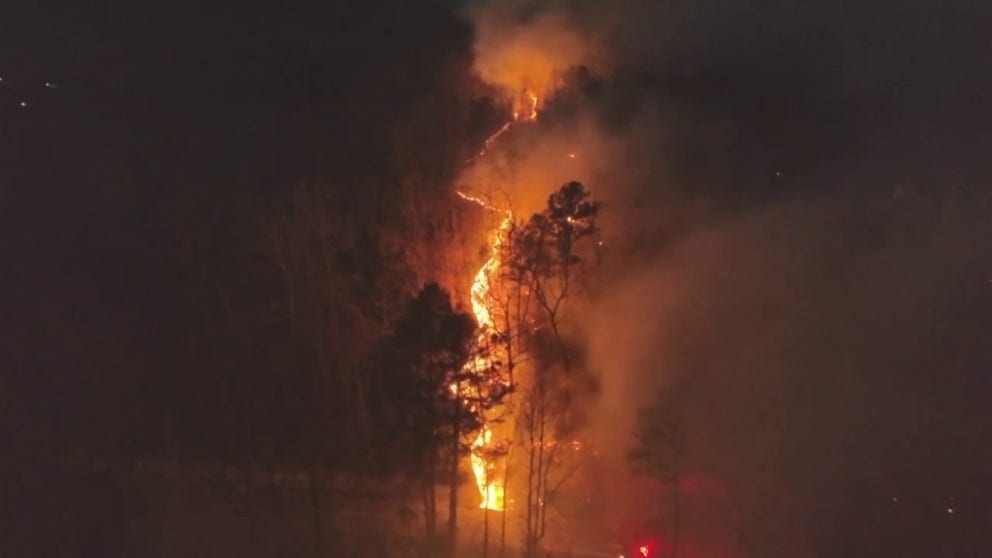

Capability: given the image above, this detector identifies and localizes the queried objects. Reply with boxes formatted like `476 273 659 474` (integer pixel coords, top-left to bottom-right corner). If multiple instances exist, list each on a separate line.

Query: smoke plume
465 1 605 111
459 0 990 554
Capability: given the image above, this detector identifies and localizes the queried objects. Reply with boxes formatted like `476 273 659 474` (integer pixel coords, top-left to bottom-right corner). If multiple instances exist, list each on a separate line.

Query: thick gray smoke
460 0 991 554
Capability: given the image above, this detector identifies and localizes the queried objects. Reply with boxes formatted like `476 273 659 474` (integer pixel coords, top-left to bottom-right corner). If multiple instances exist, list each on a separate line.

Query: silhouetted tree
388 282 511 557
501 181 600 558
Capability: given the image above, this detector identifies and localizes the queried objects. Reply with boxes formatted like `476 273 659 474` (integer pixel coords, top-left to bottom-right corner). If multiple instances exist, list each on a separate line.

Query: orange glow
468 89 538 165
452 47 553 510
454 190 512 511
472 9 594 115
467 208 511 332
471 426 505 510
513 90 539 121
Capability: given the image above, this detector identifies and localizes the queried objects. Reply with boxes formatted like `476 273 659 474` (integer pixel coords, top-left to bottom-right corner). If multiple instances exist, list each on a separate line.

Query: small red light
639 545 649 557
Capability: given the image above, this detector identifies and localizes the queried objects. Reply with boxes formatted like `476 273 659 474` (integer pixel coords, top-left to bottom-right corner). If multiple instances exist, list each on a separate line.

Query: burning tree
387 282 511 558
501 181 600 558
456 181 600 558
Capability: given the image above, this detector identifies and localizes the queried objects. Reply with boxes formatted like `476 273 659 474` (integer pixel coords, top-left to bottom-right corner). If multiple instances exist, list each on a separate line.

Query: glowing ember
469 90 538 164
466 121 513 164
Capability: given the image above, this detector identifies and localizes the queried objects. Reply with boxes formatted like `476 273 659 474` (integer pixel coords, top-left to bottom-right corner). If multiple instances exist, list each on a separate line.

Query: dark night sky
2 0 477 453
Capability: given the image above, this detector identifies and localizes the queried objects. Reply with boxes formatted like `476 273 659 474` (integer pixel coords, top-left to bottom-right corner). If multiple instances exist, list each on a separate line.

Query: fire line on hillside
452 89 539 511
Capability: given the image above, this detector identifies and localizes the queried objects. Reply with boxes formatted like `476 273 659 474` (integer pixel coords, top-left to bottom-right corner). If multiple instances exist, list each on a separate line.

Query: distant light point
20 101 28 107
568 152 576 159
947 507 955 514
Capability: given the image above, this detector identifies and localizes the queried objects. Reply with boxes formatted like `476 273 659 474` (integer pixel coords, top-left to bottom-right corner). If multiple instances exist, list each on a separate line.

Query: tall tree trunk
424 451 438 551
429 485 437 546
308 460 322 557
533 380 549 555
354 370 370 446
448 428 460 558
525 404 538 558
672 461 681 558
500 448 510 558
538 441 555 543
423 481 432 537
482 503 490 558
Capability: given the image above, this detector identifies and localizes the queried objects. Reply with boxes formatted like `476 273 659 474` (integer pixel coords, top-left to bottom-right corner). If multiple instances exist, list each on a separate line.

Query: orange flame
455 191 512 511
513 90 539 122
452 87 540 512
471 427 505 510
466 121 513 165
467 90 538 165
460 195 512 333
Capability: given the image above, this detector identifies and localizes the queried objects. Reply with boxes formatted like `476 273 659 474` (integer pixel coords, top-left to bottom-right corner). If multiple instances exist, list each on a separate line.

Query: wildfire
467 90 538 165
452 88 538 512
463 201 512 333
471 427 505 510
513 89 539 121
456 191 512 511
466 121 513 165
